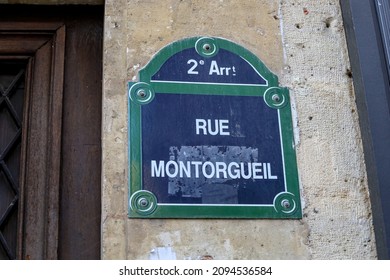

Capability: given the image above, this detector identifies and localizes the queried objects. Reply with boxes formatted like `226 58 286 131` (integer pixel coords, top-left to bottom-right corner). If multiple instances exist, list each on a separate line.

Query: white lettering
207 119 219 136
195 119 207 135
267 163 278 179
252 163 263 179
179 161 191 178
241 162 252 179
165 160 178 178
202 161 216 179
151 160 165 177
187 59 199 74
208 61 234 76
150 160 278 180
192 161 202 178
215 162 227 179
195 119 230 136
219 120 230 136
209 60 220 75
227 162 240 179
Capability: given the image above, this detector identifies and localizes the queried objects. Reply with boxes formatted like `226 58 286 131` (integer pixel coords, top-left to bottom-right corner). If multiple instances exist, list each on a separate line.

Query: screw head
272 94 281 103
137 89 147 98
138 198 149 207
203 43 211 51
281 199 291 209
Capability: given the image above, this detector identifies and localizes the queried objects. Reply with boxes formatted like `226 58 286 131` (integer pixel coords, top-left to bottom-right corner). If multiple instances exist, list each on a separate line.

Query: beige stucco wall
280 1 375 259
102 0 377 259
0 0 103 4
0 0 376 259
1 0 376 260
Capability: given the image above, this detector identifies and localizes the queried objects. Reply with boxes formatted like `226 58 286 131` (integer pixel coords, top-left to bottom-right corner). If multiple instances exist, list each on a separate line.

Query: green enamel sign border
128 36 302 219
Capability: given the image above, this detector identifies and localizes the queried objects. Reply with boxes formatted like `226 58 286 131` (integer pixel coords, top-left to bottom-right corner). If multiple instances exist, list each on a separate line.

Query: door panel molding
1 23 65 259
1 5 103 259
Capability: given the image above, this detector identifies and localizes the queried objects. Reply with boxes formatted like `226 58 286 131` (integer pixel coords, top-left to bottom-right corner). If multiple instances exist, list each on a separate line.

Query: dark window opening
341 0 390 259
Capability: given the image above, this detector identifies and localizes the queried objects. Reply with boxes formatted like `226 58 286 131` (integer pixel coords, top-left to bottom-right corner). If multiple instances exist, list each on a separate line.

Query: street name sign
128 37 302 218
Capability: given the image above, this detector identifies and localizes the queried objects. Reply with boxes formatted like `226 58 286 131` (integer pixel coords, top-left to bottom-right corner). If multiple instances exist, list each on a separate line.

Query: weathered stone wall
101 0 376 259
1 0 376 260
0 0 103 4
280 1 375 259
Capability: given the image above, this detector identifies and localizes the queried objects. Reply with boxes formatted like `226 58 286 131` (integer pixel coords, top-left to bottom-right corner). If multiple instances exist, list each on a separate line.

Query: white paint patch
278 1 288 64
158 231 181 245
149 247 177 260
223 239 233 252
289 90 300 148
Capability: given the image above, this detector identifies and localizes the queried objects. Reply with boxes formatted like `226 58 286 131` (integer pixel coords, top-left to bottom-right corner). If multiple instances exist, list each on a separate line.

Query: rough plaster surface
102 0 376 259
279 1 376 259
0 0 103 4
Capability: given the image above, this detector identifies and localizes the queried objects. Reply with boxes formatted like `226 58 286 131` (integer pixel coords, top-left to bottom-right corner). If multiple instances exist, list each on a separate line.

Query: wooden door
0 5 103 259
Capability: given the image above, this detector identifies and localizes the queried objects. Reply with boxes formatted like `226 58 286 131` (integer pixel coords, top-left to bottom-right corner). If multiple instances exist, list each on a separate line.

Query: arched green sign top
128 36 301 219
138 37 280 96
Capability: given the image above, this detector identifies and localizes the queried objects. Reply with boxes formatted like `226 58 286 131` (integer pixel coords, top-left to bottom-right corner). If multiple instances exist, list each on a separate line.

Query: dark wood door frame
0 22 65 259
1 5 103 260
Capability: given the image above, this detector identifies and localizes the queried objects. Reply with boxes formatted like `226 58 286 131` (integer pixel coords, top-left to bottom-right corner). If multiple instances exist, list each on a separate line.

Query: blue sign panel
142 94 283 205
128 37 301 218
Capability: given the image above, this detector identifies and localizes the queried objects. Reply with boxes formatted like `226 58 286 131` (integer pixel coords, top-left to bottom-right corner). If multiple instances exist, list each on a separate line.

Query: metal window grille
0 62 25 260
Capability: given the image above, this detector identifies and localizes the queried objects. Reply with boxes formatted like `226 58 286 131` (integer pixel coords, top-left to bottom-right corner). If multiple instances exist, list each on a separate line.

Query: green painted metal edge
128 36 302 219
